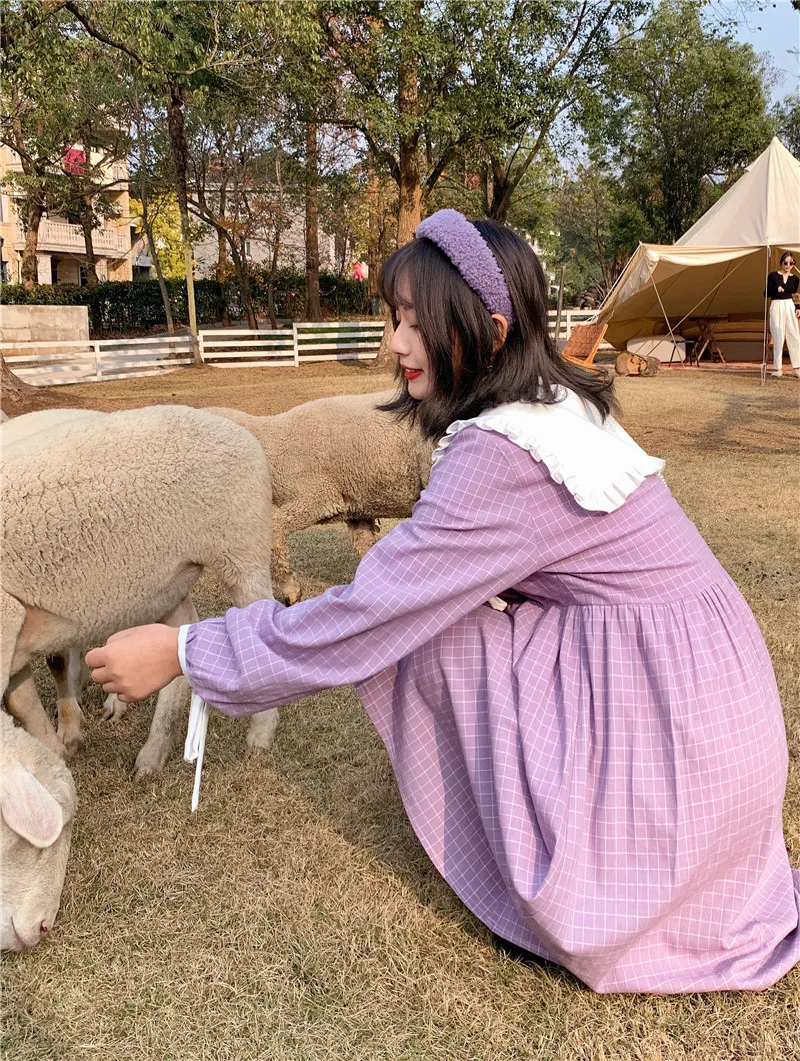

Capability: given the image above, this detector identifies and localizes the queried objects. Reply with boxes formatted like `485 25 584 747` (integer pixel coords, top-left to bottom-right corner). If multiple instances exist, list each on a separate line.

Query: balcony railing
12 220 129 255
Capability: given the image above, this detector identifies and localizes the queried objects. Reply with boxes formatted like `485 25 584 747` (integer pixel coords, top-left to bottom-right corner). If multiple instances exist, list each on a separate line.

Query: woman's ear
491 313 509 352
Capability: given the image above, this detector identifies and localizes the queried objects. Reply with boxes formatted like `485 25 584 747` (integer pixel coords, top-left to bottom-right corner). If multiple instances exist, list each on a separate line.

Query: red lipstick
403 368 422 380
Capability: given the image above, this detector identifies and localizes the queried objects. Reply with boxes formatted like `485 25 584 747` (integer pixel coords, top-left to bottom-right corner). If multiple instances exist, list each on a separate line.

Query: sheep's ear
0 764 64 848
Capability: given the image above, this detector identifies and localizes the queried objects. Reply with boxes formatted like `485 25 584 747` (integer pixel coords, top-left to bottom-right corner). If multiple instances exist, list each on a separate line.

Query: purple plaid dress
182 397 800 993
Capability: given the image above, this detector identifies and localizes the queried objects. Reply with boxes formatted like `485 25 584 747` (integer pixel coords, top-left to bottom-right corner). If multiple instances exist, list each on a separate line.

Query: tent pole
761 245 770 387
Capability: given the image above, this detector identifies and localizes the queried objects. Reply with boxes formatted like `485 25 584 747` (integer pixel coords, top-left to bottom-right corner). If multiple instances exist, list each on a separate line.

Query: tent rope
670 254 749 331
650 278 685 365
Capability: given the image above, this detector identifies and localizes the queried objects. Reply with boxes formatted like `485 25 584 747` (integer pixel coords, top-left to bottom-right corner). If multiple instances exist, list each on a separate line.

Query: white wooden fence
197 320 387 368
547 308 599 342
198 329 297 368
2 335 195 386
3 311 599 387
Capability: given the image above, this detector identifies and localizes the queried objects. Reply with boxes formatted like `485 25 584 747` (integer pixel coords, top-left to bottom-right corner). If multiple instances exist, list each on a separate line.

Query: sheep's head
0 717 76 951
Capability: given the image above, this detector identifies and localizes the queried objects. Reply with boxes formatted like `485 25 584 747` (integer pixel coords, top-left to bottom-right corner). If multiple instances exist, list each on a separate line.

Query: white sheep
209 390 435 604
0 710 77 951
2 409 109 752
1 405 276 775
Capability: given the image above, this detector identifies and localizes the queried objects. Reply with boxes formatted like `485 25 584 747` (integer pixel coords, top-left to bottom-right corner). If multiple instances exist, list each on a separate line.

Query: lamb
209 390 435 604
1 405 276 775
0 710 77 951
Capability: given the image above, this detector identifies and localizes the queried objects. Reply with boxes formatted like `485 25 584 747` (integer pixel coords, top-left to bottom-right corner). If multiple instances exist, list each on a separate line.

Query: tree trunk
366 159 381 315
166 80 199 358
145 223 175 334
79 197 99 287
0 353 84 416
395 6 423 248
215 184 230 326
396 137 421 246
231 242 257 330
487 155 513 223
374 11 421 368
21 190 46 290
267 233 281 331
305 117 321 321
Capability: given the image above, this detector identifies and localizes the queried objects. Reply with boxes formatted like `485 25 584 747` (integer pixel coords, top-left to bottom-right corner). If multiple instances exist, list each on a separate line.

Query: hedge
0 268 371 336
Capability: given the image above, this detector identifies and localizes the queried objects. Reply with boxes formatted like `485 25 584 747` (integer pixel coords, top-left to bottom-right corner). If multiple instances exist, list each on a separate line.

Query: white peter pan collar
432 389 665 513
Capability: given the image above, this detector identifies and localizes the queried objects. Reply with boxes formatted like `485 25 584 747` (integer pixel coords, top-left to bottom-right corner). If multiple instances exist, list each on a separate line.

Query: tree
554 163 643 303
773 92 800 157
57 1 309 350
320 1 476 246
599 0 775 242
0 2 127 288
451 0 647 222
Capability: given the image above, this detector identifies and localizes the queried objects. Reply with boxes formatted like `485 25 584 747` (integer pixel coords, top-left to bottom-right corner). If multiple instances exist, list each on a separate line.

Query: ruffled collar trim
432 390 665 513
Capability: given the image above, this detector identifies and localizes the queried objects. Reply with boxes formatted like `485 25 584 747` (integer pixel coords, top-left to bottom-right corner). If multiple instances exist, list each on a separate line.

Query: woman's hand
86 625 183 704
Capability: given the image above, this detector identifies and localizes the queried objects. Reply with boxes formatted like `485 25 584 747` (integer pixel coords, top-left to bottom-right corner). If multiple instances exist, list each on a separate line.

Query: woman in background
765 251 800 378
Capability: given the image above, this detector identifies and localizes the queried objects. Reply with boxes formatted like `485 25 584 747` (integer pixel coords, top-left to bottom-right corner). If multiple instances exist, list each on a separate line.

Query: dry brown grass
2 365 799 1060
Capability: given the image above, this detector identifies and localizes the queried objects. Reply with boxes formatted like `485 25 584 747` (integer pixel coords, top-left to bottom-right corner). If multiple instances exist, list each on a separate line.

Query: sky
727 0 800 102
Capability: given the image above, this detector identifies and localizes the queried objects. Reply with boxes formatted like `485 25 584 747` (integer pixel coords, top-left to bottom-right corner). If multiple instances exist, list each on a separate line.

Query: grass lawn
2 365 799 1060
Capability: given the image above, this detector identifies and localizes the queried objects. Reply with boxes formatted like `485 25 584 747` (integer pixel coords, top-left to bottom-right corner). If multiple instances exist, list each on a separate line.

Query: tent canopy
598 139 800 348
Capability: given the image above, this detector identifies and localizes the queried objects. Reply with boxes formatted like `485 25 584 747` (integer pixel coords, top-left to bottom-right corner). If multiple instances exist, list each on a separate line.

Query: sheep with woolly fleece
0 711 77 951
209 390 435 604
1 404 276 775
2 409 109 752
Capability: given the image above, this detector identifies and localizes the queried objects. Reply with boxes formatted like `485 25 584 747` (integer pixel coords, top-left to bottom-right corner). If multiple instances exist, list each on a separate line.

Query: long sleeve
182 428 574 716
765 272 799 300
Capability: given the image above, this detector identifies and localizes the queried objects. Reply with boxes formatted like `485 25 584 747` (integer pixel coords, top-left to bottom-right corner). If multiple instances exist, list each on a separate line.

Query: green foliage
772 93 800 158
0 271 369 333
130 194 201 279
554 165 633 303
598 0 775 242
0 278 225 333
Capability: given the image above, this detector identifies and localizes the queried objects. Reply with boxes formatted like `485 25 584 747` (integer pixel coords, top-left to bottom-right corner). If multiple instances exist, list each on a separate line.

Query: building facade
192 212 339 279
0 145 136 286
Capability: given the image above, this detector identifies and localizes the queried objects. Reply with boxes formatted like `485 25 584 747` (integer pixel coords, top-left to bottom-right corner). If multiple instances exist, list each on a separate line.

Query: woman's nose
389 323 409 357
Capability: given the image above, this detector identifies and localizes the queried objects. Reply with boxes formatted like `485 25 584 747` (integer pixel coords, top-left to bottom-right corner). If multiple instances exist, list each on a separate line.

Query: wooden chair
559 323 608 366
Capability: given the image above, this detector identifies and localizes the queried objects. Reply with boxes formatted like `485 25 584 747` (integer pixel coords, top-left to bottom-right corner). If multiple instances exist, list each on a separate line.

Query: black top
765 271 799 300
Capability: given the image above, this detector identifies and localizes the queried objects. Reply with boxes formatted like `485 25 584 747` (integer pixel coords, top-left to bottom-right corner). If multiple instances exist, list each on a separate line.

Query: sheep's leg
0 591 64 757
346 518 378 557
271 518 301 606
225 567 280 759
101 693 129 722
48 650 85 755
4 666 67 761
132 596 197 778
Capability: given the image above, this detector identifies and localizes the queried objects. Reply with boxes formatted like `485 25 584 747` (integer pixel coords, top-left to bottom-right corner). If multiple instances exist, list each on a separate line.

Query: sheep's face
0 754 76 951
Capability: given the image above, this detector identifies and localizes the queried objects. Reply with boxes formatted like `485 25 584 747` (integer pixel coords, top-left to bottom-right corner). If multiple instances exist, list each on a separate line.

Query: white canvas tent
597 138 800 354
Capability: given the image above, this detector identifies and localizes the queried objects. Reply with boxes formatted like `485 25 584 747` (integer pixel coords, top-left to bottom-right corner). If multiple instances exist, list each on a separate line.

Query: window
244 240 252 259
79 265 88 287
51 258 59 285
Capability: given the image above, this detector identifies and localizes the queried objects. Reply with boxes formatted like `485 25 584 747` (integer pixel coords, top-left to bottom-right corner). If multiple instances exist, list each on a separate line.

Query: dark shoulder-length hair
378 220 616 439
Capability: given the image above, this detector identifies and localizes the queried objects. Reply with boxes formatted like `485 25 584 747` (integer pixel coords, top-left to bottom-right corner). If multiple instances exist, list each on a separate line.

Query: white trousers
769 298 800 373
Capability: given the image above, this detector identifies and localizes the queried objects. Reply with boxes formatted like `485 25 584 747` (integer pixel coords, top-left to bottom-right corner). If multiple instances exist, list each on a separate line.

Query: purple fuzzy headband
415 209 515 329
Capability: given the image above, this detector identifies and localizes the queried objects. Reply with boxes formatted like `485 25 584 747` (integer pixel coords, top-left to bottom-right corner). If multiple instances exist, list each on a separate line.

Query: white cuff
177 624 191 675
